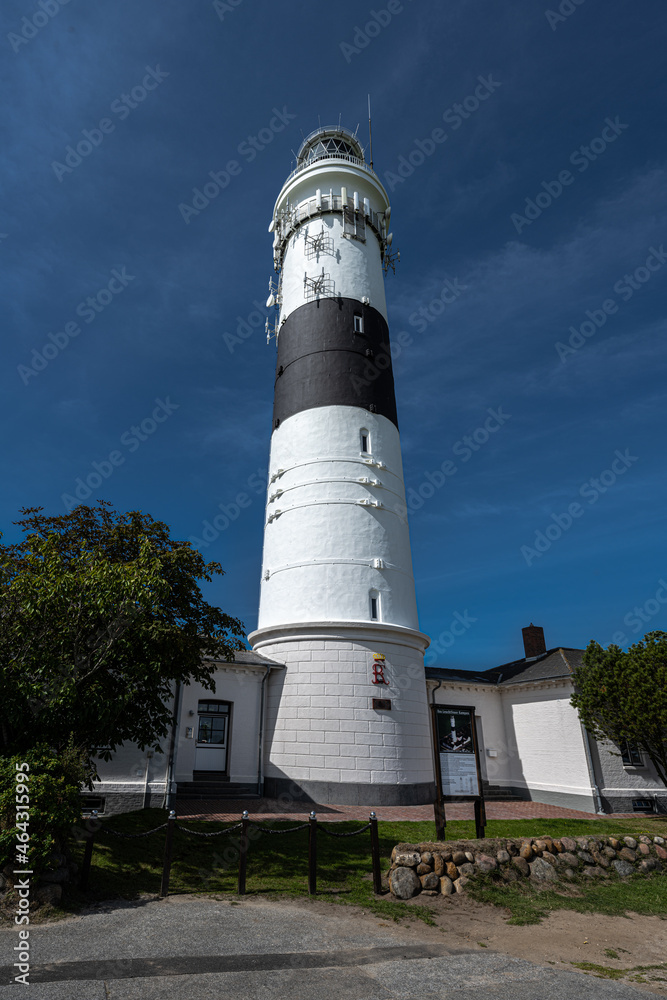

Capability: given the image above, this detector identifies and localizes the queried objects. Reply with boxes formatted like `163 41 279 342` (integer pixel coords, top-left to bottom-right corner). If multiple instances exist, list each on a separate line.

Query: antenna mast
367 94 373 169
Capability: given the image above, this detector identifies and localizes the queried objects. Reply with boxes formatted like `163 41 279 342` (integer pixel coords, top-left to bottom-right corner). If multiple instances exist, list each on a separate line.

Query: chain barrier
176 823 243 837
98 823 168 839
247 822 310 834
320 822 372 837
81 810 382 899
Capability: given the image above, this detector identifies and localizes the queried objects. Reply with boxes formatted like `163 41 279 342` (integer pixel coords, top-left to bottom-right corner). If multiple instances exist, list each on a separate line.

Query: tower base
250 621 436 807
264 775 435 806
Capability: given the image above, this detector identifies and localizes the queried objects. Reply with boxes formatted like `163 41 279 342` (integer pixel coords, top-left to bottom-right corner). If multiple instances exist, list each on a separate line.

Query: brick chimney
522 623 546 659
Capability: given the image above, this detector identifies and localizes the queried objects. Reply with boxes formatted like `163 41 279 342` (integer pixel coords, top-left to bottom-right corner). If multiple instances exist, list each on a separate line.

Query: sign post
431 705 486 839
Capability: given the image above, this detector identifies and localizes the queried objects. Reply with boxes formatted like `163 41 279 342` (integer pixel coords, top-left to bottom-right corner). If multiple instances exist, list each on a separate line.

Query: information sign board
433 705 481 797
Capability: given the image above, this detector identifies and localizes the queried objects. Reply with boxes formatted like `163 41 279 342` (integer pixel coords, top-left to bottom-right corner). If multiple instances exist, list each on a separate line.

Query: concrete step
176 780 260 800
175 792 261 802
178 782 244 792
482 787 523 801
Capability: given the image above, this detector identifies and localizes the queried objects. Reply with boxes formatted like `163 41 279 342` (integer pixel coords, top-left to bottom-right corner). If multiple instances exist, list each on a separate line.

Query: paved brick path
175 796 638 823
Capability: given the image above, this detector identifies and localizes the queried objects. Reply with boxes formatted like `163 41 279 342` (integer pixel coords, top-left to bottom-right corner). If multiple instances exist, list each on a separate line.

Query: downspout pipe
163 680 182 812
581 723 605 814
142 750 153 809
257 666 271 796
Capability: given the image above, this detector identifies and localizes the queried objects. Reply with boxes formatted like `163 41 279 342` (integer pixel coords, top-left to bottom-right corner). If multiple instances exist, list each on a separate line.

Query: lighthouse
248 125 435 805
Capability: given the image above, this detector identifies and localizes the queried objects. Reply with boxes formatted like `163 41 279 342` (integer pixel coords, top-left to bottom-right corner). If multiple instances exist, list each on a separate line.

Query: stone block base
264 776 435 806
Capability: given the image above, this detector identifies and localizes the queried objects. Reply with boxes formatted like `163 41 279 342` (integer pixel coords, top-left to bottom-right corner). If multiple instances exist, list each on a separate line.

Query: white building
90 624 666 816
427 624 665 815
88 129 665 818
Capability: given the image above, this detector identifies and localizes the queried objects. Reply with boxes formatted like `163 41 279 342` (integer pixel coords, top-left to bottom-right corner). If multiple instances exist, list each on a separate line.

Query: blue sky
3 0 666 669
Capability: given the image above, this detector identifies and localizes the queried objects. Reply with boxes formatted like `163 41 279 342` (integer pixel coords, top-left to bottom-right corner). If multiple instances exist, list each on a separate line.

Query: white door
194 700 230 772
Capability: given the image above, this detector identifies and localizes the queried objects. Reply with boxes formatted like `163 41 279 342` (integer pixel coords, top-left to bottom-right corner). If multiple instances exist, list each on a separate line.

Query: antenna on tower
337 112 342 130
368 94 373 170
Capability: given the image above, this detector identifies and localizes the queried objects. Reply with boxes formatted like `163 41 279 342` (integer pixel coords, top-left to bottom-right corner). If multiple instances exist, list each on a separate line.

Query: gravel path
0 894 652 999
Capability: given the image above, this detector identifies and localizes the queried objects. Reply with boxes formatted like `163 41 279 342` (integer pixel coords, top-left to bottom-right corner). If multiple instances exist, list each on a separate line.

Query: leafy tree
571 630 667 787
0 502 246 762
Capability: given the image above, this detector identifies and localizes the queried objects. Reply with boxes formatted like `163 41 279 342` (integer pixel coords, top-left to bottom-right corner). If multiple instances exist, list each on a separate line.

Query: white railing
283 152 377 185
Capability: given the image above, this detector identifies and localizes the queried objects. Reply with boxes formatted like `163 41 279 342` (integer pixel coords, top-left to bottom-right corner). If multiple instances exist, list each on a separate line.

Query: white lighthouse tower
248 125 435 805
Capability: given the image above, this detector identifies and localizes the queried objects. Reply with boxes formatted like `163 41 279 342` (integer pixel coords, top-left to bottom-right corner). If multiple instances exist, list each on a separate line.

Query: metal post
434 798 446 842
160 810 176 898
369 812 382 894
79 809 99 891
237 810 249 895
474 798 486 840
308 811 317 896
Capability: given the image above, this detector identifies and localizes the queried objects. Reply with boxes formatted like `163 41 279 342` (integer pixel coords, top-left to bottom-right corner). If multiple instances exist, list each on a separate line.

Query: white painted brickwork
257 629 434 787
502 685 593 804
595 738 665 796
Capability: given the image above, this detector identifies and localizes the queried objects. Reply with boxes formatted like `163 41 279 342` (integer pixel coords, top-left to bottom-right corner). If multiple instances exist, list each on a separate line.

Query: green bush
0 741 91 876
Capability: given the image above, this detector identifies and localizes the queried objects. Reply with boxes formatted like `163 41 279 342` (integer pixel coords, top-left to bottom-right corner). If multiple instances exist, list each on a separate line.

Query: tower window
354 314 364 333
370 591 380 620
360 429 369 453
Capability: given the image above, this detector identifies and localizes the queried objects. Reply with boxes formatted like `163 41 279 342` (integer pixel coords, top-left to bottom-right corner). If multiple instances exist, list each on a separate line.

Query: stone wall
388 833 667 899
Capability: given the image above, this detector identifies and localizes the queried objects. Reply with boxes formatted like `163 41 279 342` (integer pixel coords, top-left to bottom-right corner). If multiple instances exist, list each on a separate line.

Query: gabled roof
493 647 582 685
426 647 583 687
425 666 496 686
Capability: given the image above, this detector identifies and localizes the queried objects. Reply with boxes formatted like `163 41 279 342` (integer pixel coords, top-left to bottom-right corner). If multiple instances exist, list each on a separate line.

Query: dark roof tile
426 647 583 686
498 648 581 685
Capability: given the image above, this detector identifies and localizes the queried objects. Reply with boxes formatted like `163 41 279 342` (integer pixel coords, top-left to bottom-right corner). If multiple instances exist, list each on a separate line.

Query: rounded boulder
390 866 421 899
394 851 421 868
440 875 454 895
420 871 440 890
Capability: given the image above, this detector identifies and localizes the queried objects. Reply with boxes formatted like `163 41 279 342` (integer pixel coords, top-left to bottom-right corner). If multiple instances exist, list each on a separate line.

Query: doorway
194 700 231 773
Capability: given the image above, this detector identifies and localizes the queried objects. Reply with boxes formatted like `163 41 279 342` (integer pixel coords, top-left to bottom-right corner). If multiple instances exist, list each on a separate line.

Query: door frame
194 698 232 775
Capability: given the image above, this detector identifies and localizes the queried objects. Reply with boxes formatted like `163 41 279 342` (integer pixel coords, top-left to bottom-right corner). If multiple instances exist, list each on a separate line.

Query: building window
198 700 228 714
81 796 105 814
370 592 379 620
620 740 643 766
354 314 364 333
360 428 369 452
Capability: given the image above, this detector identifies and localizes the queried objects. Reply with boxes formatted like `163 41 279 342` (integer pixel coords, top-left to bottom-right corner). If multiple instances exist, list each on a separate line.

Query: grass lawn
469 865 667 925
65 810 667 926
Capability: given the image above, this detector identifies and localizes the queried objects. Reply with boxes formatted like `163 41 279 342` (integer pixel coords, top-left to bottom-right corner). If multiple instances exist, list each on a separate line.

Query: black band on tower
272 297 398 429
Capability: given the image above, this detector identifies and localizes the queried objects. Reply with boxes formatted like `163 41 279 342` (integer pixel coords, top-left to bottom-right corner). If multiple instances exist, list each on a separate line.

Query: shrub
0 741 92 876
